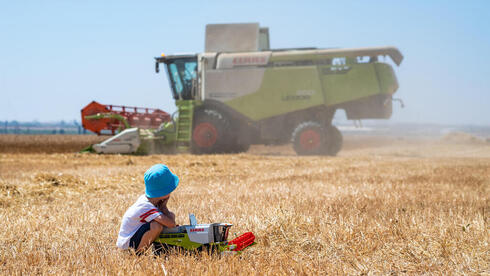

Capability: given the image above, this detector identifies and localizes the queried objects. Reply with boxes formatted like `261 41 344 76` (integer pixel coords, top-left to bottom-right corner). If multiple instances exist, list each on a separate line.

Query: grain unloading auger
82 23 404 155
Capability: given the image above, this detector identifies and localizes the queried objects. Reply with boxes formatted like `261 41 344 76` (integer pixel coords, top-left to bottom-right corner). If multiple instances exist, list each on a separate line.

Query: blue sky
0 0 489 125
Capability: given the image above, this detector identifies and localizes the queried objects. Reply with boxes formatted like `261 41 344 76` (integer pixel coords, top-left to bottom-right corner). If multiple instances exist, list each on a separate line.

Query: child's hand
157 204 175 224
156 198 169 210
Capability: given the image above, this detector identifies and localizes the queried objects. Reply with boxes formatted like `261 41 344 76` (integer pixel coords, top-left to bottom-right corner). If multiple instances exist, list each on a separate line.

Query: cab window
165 57 197 100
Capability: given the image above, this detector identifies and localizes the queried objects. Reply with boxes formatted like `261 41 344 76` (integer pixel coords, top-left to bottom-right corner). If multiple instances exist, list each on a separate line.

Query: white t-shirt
116 194 163 249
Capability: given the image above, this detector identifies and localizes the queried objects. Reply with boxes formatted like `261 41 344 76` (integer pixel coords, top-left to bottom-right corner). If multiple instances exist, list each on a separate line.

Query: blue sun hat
144 164 179 198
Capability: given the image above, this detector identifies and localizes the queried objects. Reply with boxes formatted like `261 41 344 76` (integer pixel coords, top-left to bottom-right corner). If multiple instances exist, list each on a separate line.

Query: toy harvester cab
153 214 255 254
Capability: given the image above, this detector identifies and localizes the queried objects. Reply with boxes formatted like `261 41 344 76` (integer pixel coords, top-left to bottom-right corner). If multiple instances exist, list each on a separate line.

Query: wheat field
0 134 488 274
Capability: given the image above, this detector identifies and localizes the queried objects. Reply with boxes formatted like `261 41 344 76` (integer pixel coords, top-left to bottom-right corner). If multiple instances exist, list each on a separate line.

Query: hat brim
145 173 179 198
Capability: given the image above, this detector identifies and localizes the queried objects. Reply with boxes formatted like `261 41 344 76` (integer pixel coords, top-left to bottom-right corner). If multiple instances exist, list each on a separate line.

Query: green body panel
153 233 232 252
138 121 180 155
374 63 399 95
154 122 177 144
319 63 380 106
225 66 324 121
154 233 203 250
223 61 397 121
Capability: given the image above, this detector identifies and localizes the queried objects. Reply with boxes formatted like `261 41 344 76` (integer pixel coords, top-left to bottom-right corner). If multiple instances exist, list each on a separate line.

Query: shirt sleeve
138 208 163 223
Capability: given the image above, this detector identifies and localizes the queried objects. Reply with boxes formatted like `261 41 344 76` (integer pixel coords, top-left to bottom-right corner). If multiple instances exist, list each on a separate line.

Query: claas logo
190 228 205 232
232 56 267 66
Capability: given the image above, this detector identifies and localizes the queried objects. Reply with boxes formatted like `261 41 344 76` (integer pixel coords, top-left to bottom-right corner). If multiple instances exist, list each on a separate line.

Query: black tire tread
325 125 343 156
191 109 230 154
291 121 326 156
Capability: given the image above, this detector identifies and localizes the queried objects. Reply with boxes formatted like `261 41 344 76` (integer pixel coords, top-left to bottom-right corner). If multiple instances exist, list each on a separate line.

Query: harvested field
0 134 489 274
0 134 106 154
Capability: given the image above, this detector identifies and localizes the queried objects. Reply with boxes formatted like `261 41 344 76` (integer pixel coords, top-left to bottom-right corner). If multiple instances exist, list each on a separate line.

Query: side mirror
155 62 160 73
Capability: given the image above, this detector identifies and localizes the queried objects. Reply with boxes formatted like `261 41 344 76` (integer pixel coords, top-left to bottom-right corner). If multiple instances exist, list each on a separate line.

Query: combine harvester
82 23 404 155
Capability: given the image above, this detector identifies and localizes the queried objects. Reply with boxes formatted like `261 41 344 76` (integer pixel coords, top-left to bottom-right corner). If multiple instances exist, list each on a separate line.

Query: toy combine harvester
153 214 255 254
82 23 404 156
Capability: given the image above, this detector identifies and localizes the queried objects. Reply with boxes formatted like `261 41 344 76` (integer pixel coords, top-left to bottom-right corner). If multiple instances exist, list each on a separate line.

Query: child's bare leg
136 221 163 252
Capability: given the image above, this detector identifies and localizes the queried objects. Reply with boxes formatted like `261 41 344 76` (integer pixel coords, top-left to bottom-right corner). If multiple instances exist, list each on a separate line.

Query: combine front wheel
192 110 229 154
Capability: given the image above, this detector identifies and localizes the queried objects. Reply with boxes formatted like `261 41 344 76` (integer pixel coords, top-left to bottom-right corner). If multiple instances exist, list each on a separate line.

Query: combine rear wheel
292 122 326 155
192 110 230 154
292 122 343 156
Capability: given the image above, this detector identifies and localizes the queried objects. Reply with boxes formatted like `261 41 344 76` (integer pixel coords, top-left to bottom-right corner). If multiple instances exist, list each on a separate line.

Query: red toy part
81 101 171 135
228 232 255 251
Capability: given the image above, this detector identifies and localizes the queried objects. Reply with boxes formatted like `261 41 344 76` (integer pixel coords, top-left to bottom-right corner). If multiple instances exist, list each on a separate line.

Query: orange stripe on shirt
139 208 157 218
139 210 159 223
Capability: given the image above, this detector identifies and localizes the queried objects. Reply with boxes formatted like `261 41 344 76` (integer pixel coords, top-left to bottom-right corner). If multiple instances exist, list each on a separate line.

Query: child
116 164 179 253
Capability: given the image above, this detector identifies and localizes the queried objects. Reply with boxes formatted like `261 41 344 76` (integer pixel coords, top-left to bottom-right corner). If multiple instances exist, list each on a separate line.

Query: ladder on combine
175 100 195 153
